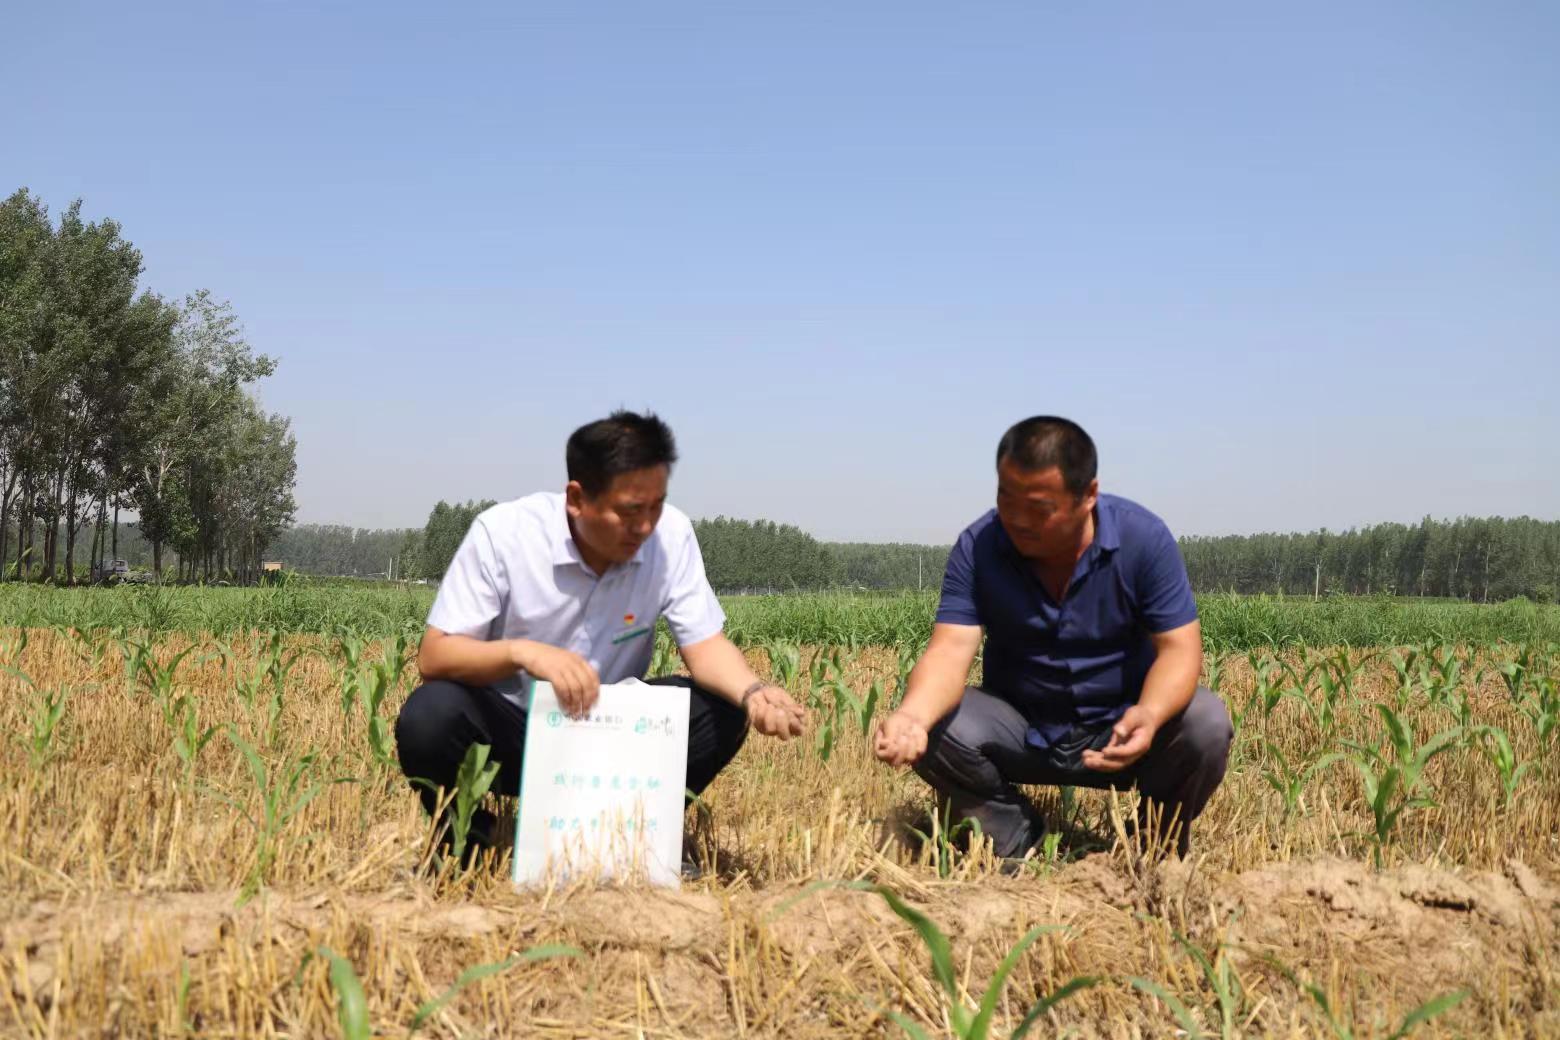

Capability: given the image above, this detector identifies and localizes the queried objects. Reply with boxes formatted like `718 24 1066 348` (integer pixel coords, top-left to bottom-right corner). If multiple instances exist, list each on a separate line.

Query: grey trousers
913 686 1233 858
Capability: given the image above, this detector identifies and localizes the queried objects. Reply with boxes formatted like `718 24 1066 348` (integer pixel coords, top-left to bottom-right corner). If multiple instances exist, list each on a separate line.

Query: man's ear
565 480 586 517
1081 478 1100 512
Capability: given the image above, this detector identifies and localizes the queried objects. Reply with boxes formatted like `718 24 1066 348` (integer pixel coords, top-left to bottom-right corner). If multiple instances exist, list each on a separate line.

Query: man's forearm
419 634 525 688
681 634 761 706
1135 644 1201 727
897 648 972 728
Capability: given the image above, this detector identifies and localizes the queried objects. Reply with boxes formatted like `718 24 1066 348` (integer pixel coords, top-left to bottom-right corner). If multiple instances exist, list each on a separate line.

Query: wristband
740 680 769 710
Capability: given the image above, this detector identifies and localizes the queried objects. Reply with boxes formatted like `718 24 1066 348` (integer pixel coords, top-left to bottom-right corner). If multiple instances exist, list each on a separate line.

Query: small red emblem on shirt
623 613 636 626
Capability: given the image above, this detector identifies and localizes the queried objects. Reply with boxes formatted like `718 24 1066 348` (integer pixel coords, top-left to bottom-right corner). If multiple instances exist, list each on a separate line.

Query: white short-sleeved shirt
426 492 725 705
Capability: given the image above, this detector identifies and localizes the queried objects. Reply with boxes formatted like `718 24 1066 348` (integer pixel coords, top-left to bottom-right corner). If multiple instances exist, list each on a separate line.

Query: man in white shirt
395 411 806 854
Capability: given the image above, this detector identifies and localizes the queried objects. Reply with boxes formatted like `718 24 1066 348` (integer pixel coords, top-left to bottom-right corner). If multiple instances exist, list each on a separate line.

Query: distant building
262 561 284 573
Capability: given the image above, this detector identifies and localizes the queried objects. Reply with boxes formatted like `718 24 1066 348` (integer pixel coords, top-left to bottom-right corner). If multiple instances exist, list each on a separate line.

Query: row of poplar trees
0 189 297 584
1180 516 1560 603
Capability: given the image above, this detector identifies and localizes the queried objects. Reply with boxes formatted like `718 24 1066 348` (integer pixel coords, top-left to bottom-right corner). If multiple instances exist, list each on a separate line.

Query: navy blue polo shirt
935 494 1198 749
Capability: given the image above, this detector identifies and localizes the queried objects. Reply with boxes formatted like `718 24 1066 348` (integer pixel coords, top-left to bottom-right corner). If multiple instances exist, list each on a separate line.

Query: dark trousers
394 676 748 845
913 686 1233 858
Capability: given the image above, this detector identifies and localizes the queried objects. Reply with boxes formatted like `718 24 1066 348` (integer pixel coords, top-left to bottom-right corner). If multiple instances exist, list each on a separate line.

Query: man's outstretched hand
747 685 806 739
874 710 929 768
1080 705 1158 773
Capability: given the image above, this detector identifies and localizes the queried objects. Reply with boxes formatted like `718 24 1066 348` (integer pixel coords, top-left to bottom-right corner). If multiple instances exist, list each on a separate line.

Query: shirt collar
550 495 647 571
1093 495 1121 553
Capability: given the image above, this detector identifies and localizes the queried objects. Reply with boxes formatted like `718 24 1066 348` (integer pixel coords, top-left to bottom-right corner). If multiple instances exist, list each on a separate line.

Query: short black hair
566 410 678 497
995 416 1097 496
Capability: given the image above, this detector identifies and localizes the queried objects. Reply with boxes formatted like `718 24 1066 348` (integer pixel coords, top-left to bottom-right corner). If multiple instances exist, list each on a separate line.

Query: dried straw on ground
2 629 1557 1037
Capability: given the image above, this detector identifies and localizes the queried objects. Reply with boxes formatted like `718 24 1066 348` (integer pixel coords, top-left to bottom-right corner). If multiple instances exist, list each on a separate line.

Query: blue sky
5 1 1557 542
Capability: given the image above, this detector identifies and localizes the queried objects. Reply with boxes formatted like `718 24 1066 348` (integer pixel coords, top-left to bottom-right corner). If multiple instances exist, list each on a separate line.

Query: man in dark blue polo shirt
873 416 1231 859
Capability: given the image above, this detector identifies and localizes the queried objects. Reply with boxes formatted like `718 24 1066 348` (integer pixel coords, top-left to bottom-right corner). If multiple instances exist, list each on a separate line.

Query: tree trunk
94 494 106 573
64 498 79 587
0 497 10 584
20 511 32 580
152 540 163 581
112 502 119 559
42 469 63 581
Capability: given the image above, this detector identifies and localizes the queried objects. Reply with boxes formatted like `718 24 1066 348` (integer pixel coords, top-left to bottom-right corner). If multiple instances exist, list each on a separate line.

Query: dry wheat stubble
1 628 1557 1037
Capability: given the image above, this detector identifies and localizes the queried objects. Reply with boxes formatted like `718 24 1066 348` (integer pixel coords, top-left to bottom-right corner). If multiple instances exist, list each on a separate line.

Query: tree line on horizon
0 189 297 585
86 504 1559 604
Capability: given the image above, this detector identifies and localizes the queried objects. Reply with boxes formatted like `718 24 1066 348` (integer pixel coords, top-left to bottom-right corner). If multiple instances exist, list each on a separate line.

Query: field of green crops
2 581 1558 649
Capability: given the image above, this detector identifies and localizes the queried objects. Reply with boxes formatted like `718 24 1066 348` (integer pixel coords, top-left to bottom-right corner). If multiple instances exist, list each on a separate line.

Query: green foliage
908 807 982 880
415 499 495 581
650 624 680 676
210 727 351 900
1181 516 1560 603
696 516 839 592
874 885 1097 1039
449 742 501 863
1518 675 1559 747
1474 726 1534 809
1343 706 1461 867
1261 954 1469 1040
168 692 219 782
310 940 582 1039
1261 742 1343 820
7 665 69 767
407 944 582 1034
1128 926 1255 1040
6 586 1560 650
316 947 371 1040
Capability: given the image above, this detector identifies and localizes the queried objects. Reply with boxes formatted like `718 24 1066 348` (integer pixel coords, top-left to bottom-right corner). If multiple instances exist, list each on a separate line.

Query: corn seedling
449 742 501 864
314 947 371 1040
1247 651 1292 720
1421 643 1465 708
257 631 305 746
909 806 981 880
810 650 862 762
1127 921 1258 1040
117 633 159 696
169 693 219 783
334 633 365 714
894 641 920 706
1387 646 1425 711
1518 676 1558 747
1288 655 1346 738
650 625 680 676
874 885 1097 1039
9 666 69 768
378 631 414 688
1128 976 1206 1039
1261 742 1344 820
1203 652 1226 701
766 640 801 691
200 635 238 676
1474 726 1533 809
1261 954 1468 1040
210 727 350 900
0 626 28 666
406 944 582 1035
1494 645 1533 704
1345 705 1461 867
361 660 398 770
